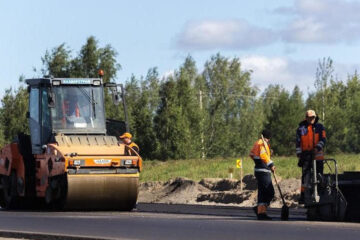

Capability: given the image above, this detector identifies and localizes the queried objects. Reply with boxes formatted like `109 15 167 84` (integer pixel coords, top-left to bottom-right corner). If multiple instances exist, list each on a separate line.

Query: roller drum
64 173 139 210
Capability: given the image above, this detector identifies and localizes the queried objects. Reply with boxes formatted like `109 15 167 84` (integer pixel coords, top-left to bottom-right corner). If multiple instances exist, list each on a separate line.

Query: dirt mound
199 178 239 191
197 191 253 204
242 174 257 190
139 177 208 204
140 181 164 190
272 178 300 208
139 175 301 207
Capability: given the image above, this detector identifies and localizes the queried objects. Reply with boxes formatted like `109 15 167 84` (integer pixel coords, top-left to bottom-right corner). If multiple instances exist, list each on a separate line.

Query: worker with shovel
249 130 275 220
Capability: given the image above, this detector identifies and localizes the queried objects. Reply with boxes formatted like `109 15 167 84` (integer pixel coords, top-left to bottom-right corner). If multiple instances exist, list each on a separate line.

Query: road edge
0 230 117 240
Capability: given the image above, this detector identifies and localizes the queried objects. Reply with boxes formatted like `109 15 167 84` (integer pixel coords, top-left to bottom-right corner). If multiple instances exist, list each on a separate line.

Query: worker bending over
120 132 139 156
250 130 275 220
296 110 326 204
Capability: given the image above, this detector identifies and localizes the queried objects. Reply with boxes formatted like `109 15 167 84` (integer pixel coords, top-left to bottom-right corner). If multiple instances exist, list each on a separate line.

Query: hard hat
306 110 316 117
120 132 132 139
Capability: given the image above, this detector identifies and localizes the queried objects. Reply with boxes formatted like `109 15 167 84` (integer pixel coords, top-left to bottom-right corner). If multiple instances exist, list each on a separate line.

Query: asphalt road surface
0 203 359 240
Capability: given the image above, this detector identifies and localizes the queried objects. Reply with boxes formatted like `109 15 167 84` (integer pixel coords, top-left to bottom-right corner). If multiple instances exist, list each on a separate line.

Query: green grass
140 154 360 182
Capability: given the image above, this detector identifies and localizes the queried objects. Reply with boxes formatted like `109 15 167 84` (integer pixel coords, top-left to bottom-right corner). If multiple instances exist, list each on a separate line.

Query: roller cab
0 77 141 210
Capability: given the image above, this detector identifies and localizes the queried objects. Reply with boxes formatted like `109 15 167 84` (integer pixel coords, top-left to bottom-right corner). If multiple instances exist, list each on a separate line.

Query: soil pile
138 175 301 207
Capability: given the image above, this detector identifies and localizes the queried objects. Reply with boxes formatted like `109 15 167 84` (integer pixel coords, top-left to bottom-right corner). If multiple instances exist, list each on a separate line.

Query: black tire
46 174 67 210
1 171 19 209
306 207 319 221
0 176 6 208
318 203 335 221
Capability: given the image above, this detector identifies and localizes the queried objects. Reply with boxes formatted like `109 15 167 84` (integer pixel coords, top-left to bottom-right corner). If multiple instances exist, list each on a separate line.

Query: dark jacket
296 116 326 154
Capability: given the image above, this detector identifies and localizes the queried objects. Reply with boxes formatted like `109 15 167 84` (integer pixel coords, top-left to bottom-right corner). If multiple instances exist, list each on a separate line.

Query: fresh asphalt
0 203 359 240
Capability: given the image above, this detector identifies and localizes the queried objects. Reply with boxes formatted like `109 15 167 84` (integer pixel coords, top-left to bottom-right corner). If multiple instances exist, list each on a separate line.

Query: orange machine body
0 140 142 200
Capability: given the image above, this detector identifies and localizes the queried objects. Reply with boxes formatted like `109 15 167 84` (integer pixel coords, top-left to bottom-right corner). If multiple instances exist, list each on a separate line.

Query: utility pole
199 89 205 159
120 84 130 132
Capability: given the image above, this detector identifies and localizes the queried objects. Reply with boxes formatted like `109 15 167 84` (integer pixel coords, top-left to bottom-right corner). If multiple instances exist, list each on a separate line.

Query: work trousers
255 171 274 206
300 152 324 192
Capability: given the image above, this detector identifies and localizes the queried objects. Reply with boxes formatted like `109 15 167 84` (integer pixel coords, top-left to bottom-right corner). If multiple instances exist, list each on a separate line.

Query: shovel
261 134 289 220
273 173 289 220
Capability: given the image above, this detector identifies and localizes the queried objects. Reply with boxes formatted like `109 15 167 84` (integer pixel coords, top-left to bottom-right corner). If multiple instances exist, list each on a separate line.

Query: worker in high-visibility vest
120 132 139 156
249 129 275 220
296 110 326 204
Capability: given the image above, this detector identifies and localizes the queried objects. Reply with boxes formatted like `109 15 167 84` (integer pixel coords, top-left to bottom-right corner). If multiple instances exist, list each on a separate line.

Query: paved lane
0 204 358 240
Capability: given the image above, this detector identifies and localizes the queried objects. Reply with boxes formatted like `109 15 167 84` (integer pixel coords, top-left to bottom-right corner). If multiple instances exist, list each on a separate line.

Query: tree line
1 37 360 160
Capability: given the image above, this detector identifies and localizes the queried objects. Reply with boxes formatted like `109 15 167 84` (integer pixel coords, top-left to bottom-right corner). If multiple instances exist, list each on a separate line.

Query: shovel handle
273 173 287 206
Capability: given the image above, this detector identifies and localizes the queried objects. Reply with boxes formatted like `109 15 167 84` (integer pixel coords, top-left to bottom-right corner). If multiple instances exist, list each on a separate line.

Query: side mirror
112 92 121 106
104 82 121 106
48 91 56 108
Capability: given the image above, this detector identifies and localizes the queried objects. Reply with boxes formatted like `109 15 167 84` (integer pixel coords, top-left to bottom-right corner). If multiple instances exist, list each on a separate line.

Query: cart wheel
306 207 319 221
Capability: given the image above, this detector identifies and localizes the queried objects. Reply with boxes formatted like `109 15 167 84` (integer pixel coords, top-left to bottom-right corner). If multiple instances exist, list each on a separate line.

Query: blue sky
1 0 360 98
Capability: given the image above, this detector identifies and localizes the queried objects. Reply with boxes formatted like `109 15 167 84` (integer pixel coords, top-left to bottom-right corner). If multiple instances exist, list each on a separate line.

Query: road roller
0 76 142 210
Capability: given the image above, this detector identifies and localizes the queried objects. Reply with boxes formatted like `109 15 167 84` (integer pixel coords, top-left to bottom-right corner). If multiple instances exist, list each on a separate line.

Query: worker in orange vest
120 132 139 156
249 129 275 220
296 110 326 204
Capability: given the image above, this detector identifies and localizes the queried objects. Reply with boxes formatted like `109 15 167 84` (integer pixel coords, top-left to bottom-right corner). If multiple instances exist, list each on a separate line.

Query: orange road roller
0 77 142 210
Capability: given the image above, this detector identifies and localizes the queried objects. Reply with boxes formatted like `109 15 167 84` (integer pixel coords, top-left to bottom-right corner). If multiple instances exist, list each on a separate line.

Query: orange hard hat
119 132 132 139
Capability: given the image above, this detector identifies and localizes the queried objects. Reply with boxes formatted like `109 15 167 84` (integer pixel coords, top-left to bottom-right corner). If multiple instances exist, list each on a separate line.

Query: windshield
51 86 106 133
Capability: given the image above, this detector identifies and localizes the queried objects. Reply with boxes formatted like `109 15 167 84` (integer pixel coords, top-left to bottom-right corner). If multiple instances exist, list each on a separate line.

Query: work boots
257 205 272 220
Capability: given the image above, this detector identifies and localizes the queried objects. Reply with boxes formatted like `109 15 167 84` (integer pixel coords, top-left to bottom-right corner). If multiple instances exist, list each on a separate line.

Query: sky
1 0 360 99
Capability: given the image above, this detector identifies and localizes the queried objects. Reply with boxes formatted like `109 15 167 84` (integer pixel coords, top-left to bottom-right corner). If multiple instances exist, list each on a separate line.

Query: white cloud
241 55 360 95
176 19 277 50
278 0 360 44
283 17 327 43
175 0 360 50
241 55 316 93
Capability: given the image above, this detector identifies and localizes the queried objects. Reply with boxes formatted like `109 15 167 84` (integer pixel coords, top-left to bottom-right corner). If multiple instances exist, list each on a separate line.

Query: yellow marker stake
236 159 242 168
236 159 243 191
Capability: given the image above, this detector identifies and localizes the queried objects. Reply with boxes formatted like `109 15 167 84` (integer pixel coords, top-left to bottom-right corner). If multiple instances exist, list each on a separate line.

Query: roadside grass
140 154 360 182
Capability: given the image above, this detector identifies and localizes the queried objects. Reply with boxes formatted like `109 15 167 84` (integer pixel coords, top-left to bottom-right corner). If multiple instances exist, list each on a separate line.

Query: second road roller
0 74 142 210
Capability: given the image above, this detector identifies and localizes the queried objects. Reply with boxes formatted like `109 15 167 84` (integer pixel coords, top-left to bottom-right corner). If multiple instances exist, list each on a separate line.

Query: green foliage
201 54 262 158
131 69 160 159
175 56 202 158
306 59 360 153
154 78 189 159
41 36 121 81
0 84 29 145
264 85 304 155
344 73 360 152
41 43 72 77
314 57 334 123
1 39 360 161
